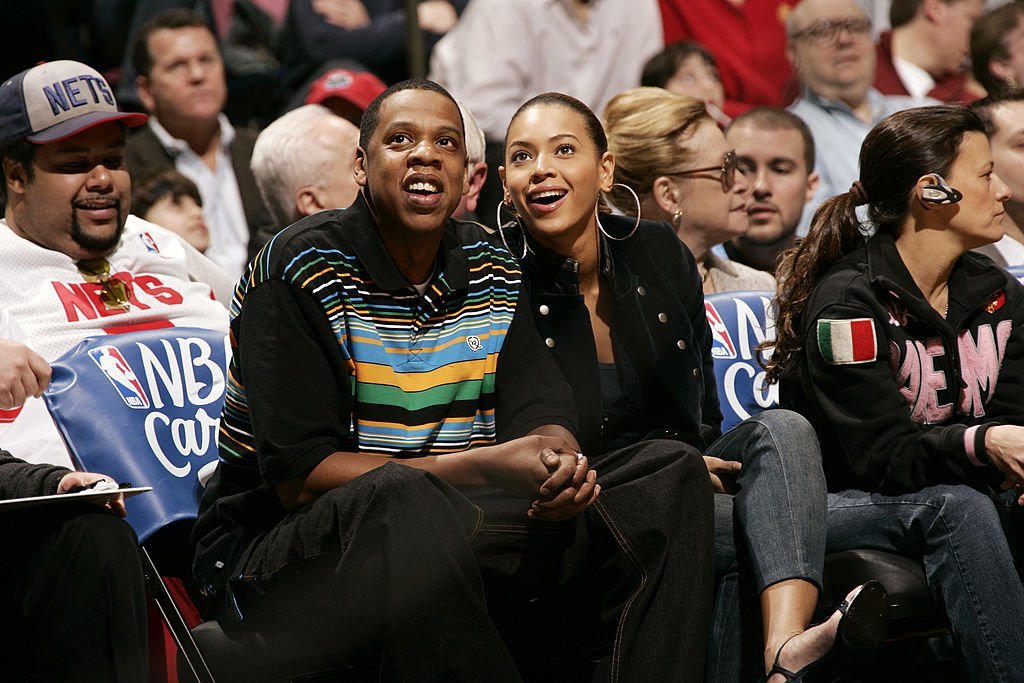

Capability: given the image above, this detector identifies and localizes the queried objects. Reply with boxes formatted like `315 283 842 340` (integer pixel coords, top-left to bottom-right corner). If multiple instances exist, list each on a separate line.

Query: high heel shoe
766 580 889 682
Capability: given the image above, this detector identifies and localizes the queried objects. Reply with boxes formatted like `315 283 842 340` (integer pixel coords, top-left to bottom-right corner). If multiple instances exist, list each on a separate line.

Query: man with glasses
787 0 935 233
0 59 230 470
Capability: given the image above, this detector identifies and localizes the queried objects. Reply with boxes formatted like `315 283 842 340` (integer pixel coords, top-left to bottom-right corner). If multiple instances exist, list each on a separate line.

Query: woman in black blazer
498 92 886 682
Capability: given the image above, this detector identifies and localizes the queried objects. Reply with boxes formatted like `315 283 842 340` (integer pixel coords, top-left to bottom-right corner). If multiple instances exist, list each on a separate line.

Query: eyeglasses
665 150 738 192
790 17 871 45
78 257 132 311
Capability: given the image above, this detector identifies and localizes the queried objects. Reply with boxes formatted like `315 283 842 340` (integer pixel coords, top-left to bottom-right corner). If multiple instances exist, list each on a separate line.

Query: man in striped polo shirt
194 80 713 680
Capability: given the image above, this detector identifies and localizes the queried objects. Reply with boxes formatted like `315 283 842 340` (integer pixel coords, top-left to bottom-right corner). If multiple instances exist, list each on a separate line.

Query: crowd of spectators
4 0 1024 681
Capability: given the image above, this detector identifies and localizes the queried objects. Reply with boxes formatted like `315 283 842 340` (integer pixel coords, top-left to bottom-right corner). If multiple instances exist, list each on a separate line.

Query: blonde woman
604 87 774 294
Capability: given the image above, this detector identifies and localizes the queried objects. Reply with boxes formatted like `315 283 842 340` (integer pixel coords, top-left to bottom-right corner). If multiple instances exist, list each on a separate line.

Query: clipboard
0 486 153 512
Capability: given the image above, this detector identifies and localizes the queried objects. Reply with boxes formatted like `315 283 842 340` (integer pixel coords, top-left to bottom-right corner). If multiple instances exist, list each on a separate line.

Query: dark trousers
230 439 715 682
0 505 149 683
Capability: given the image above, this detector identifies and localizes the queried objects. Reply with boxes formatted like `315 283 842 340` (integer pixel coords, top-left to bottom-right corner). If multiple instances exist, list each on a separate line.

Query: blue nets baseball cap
0 60 147 144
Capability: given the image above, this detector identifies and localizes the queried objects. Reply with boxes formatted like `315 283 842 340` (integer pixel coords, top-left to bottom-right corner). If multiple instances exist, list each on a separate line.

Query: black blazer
125 123 275 260
522 216 722 457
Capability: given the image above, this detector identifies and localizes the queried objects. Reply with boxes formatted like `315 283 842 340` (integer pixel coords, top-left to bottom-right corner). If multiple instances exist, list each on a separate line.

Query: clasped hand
479 434 599 521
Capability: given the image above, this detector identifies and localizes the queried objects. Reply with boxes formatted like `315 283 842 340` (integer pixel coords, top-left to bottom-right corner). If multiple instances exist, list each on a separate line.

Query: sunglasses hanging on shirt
77 257 132 311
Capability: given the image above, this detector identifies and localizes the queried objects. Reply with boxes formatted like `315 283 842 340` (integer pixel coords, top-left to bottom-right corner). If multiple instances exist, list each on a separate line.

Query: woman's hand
984 425 1024 504
474 434 578 496
703 455 741 494
529 454 599 521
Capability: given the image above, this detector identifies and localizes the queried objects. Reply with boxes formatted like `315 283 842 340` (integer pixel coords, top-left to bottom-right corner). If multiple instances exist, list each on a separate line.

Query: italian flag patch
817 318 877 365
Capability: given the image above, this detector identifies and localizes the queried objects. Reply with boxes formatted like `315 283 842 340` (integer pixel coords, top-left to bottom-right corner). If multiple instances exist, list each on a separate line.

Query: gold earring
672 210 683 227
1007 76 1019 90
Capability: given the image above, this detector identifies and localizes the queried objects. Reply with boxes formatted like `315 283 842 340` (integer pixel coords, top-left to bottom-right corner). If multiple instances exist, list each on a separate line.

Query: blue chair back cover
43 327 229 543
703 290 778 432
1005 264 1024 285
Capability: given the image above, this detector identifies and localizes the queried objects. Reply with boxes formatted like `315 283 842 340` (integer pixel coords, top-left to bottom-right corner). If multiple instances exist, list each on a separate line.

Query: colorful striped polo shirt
218 198 522 466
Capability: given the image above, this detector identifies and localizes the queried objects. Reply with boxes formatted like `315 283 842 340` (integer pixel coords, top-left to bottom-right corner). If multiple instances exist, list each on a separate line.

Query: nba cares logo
705 302 737 359
88 345 150 408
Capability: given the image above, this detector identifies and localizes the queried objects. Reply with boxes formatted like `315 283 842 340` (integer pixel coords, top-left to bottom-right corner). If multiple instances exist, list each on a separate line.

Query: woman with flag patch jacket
766 105 1024 682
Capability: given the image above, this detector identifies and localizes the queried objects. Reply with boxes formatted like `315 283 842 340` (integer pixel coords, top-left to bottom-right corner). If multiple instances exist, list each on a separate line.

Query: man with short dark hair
194 79 713 680
970 3 1024 95
874 0 984 103
128 8 273 279
970 91 1024 266
725 107 819 272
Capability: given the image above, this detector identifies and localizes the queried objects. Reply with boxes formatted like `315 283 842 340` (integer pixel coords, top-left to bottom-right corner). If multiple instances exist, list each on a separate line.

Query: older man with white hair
453 100 488 221
250 104 361 232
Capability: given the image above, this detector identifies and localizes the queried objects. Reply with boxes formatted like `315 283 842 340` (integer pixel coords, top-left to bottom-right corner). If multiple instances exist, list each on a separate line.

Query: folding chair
44 327 360 683
44 327 227 683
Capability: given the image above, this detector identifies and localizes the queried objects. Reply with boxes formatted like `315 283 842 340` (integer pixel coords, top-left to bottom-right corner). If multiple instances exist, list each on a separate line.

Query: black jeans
230 440 714 682
0 505 149 683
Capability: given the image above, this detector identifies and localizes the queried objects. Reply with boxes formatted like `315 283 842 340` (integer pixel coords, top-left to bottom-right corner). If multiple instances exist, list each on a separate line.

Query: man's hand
529 452 599 521
703 455 741 494
313 0 370 29
417 0 458 33
0 340 51 409
58 471 126 517
475 434 580 497
472 434 599 521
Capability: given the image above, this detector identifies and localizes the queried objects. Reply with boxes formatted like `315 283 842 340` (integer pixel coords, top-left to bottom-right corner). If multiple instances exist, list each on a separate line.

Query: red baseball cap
304 68 387 113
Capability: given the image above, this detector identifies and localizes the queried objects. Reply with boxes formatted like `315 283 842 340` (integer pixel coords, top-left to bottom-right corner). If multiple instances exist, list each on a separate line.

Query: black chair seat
819 549 947 637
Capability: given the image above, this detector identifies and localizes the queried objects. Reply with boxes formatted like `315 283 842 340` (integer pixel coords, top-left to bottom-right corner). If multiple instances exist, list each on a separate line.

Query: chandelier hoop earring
495 201 529 259
596 183 642 241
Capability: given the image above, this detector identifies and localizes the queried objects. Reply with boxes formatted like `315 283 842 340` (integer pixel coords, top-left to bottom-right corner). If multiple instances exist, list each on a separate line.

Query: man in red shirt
874 0 985 104
658 0 800 117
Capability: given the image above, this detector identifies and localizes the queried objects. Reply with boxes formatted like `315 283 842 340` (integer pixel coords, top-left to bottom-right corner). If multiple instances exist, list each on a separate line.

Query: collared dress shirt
429 0 662 141
148 114 250 279
789 87 936 235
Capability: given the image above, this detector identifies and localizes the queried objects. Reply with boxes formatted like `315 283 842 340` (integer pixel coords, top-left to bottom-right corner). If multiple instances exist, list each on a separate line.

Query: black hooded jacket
785 231 1024 494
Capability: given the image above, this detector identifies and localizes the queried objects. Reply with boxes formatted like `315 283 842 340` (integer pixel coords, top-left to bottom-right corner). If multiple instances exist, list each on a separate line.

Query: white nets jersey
0 216 230 468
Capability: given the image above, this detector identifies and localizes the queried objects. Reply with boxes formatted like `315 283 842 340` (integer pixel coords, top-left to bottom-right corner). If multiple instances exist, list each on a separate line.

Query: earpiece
920 174 962 205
